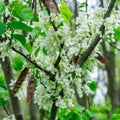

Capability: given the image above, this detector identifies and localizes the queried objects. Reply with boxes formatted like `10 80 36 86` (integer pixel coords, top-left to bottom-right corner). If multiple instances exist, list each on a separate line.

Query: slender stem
11 47 55 80
4 106 11 116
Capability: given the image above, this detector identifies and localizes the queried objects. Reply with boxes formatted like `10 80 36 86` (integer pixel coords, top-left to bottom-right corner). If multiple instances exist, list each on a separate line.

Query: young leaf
26 75 35 106
11 67 29 95
44 0 60 13
95 52 109 65
87 81 97 92
12 3 34 22
13 34 33 54
0 22 7 36
79 2 87 8
12 55 24 71
7 21 33 32
60 1 72 25
74 104 85 113
34 47 40 57
43 47 48 55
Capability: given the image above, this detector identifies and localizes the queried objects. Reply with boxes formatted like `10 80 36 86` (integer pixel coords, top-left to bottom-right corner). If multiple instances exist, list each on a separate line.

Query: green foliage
56 105 113 120
30 26 46 38
87 81 97 92
0 87 9 107
0 1 5 13
43 47 48 56
0 75 7 90
79 2 87 8
34 47 40 57
11 55 24 71
12 1 34 22
13 34 33 54
60 1 72 25
7 21 33 32
114 27 120 41
0 22 7 36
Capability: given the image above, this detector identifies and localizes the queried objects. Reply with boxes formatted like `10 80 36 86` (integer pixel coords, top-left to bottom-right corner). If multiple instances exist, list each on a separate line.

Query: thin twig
4 106 11 116
11 47 55 80
34 0 37 18
109 42 120 51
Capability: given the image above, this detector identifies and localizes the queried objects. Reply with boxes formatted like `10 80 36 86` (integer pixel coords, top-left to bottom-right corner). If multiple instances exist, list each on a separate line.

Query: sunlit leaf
87 81 97 92
7 21 32 32
60 1 72 25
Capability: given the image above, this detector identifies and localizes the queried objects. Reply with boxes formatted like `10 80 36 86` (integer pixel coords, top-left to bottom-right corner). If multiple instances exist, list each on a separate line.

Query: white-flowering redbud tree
0 0 119 120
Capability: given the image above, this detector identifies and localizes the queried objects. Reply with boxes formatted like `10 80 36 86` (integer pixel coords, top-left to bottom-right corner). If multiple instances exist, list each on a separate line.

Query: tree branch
78 0 116 67
11 47 55 80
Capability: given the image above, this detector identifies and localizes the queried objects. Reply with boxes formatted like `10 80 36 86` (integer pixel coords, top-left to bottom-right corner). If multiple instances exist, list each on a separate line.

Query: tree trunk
0 57 25 120
50 102 58 120
29 99 37 120
104 51 118 109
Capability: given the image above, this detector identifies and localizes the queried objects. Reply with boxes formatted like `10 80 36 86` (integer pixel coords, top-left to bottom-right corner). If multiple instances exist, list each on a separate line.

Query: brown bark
0 57 25 120
103 50 118 109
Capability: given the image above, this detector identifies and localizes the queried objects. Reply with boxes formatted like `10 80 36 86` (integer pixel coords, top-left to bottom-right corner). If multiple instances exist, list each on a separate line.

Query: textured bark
0 57 25 120
103 51 118 109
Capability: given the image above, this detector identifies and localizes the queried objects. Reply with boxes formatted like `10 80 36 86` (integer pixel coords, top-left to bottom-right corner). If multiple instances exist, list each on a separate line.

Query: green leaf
0 1 5 12
13 34 33 54
13 34 26 45
87 81 97 92
79 2 87 8
24 43 33 54
58 22 64 28
57 108 68 117
30 26 46 38
74 104 85 113
32 13 39 22
0 87 9 107
0 22 7 36
43 47 47 56
86 109 97 117
99 105 110 111
12 55 24 71
34 47 40 57
12 3 34 22
66 112 80 120
7 21 32 32
112 114 120 120
81 114 89 120
0 76 7 90
60 1 72 25
114 27 120 41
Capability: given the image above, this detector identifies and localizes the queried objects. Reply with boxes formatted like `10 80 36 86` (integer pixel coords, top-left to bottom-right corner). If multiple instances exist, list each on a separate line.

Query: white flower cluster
3 115 15 120
0 40 10 61
1 0 120 112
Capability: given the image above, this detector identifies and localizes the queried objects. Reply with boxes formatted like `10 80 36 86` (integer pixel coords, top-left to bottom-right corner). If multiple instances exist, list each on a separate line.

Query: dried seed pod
11 67 29 95
44 0 60 13
95 52 109 65
26 75 35 106
72 55 79 66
